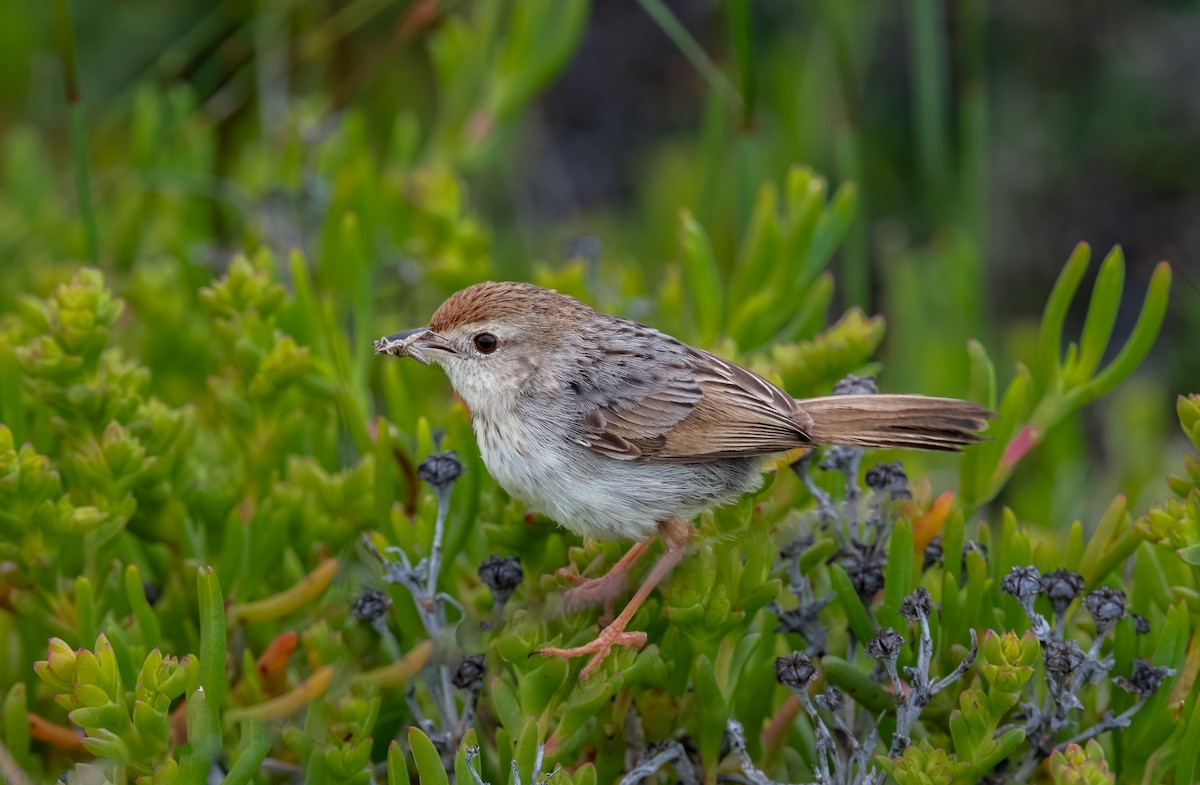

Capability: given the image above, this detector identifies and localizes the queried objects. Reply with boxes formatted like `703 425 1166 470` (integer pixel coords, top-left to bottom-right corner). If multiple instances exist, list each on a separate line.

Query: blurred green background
1 0 1197 520
2 3 1200 782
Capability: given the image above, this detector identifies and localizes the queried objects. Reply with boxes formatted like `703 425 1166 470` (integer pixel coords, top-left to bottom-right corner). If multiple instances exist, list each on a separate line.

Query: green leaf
1176 689 1200 785
196 567 227 720
943 509 965 586
221 720 270 785
512 717 540 785
730 181 779 304
803 182 856 287
490 677 524 738
966 728 1025 778
967 339 997 411
373 417 396 529
409 726 450 785
799 538 839 573
3 682 32 774
678 209 724 344
1070 261 1171 408
940 571 962 649
572 763 598 785
1065 246 1124 385
125 563 162 652
975 364 1035 507
180 687 220 785
455 728 479 785
881 518 914 631
75 576 96 650
1079 495 1127 582
388 740 410 785
304 747 328 785
1065 520 1085 573
821 656 893 714
1036 242 1090 393
692 654 728 771
517 656 568 717
830 564 876 643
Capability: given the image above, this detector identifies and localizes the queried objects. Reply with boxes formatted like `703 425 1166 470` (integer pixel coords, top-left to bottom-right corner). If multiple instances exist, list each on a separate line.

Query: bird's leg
541 519 691 678
559 540 650 622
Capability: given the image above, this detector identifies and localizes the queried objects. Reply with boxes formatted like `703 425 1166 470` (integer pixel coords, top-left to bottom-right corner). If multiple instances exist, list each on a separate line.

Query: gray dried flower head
865 628 905 661
478 555 523 606
923 536 943 571
1083 586 1126 634
816 685 845 712
1039 569 1085 614
143 581 162 607
774 605 823 636
775 652 818 689
840 543 886 601
864 461 912 500
833 374 879 396
1114 659 1173 697
1044 640 1086 678
351 588 392 623
418 450 463 490
900 587 933 623
1132 613 1150 635
451 654 487 691
1000 566 1043 603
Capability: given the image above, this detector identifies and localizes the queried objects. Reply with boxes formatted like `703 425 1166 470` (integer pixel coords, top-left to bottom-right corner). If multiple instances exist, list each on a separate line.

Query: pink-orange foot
556 541 649 622
562 569 628 619
540 624 649 678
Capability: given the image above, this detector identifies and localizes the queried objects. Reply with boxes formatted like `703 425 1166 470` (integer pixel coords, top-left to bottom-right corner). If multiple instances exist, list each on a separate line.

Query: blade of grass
53 0 99 265
910 0 951 205
725 0 755 129
636 0 742 114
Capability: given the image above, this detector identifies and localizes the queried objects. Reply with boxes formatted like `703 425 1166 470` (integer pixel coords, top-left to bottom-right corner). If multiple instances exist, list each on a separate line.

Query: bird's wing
570 340 811 461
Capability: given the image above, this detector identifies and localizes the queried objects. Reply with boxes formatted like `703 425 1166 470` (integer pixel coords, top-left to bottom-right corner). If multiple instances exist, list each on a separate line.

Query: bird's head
376 282 594 410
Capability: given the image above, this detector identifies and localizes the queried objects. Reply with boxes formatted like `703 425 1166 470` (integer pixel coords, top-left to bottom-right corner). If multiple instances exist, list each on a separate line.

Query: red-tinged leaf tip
1001 425 1040 469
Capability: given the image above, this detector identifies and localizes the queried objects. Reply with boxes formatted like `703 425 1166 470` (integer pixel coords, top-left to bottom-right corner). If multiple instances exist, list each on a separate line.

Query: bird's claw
539 625 648 678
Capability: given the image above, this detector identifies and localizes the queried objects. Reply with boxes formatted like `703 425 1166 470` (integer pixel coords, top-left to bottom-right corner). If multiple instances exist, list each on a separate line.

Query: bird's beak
373 327 457 365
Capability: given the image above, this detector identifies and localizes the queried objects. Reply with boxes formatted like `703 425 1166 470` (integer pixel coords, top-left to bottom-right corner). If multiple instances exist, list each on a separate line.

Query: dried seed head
1000 566 1043 603
865 628 905 661
478 555 524 606
418 450 463 490
1039 569 1085 615
900 587 933 623
840 544 886 602
833 374 879 396
1132 613 1150 635
1083 586 1126 634
1044 640 1086 678
864 461 912 499
350 589 391 623
451 654 487 691
775 652 818 689
142 581 162 607
774 606 821 636
1114 659 1173 697
817 686 845 712
923 536 944 571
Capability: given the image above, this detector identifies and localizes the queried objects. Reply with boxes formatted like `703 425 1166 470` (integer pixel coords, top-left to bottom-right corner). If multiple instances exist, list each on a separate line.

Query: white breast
472 409 764 542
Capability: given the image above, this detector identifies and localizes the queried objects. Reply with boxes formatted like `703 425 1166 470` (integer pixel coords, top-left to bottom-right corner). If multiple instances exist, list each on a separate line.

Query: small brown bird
376 282 990 676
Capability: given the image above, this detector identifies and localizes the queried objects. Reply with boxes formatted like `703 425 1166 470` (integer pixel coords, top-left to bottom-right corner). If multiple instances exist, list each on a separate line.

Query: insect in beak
373 327 457 365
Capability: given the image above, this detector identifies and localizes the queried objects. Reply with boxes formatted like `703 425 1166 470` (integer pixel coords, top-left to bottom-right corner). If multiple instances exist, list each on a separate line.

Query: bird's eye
473 333 498 354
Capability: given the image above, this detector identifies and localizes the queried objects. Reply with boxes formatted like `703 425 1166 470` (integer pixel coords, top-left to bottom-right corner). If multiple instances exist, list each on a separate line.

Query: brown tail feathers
800 394 993 452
